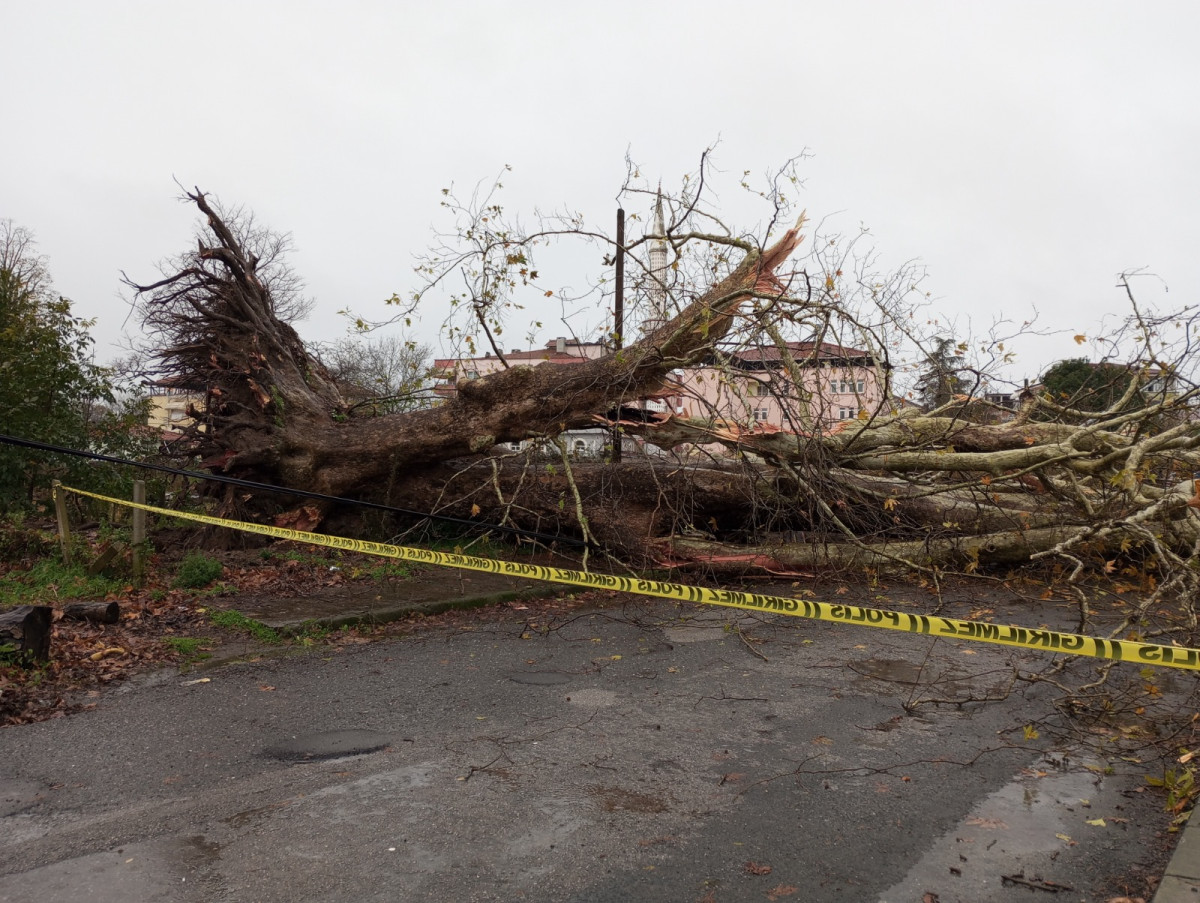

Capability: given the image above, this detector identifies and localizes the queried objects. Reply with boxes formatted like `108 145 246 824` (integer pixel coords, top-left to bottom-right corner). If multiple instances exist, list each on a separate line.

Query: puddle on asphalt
878 756 1117 902
0 777 45 817
264 729 392 761
590 786 669 813
664 615 756 645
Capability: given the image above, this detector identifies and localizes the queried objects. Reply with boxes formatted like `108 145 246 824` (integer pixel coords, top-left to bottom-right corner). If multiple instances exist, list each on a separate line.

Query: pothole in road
264 729 392 761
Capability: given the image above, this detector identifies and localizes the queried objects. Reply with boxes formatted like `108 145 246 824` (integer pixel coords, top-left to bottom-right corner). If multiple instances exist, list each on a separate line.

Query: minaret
644 186 670 333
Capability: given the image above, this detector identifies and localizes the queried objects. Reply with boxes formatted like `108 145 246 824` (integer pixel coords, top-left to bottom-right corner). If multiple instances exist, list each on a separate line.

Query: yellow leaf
1024 724 1040 740
1086 817 1107 827
470 503 480 517
1073 334 1087 344
883 498 898 511
1055 833 1075 845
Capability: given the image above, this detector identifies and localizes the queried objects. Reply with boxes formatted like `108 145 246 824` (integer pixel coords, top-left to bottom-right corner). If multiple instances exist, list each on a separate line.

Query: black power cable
0 432 591 549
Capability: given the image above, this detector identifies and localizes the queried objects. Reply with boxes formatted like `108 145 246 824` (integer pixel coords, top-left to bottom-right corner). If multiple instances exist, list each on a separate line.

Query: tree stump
0 606 53 664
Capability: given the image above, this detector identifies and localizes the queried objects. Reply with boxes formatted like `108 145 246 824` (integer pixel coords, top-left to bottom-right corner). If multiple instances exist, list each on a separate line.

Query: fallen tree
127 164 1200 639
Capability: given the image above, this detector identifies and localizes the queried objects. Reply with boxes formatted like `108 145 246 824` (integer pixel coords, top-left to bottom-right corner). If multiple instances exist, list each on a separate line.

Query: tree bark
61 601 121 624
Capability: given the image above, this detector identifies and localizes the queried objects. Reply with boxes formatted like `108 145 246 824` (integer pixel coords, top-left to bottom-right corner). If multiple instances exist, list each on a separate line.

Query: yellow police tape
58 484 1200 671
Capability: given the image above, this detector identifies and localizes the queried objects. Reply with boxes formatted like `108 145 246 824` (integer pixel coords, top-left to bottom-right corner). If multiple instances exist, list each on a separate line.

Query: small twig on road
736 625 768 662
1000 873 1073 893
693 687 770 710
904 637 939 712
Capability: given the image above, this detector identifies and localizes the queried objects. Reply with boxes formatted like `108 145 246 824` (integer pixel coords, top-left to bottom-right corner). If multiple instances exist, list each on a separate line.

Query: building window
829 381 838 395
857 379 865 393
839 407 854 420
754 408 770 422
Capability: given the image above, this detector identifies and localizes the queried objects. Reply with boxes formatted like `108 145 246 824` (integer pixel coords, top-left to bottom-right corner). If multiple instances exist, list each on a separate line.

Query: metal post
612 207 625 463
52 480 72 566
132 480 146 584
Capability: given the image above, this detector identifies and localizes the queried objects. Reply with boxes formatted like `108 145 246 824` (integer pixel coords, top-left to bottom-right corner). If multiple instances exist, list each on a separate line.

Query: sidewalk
1155 815 1200 901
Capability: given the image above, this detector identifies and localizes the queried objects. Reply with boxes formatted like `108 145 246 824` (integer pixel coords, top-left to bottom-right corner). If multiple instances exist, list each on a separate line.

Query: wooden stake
52 480 72 566
132 480 146 584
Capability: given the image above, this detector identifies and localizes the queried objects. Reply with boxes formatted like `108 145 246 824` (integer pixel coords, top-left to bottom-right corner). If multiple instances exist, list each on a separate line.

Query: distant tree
914 337 970 409
318 334 433 415
1041 357 1140 413
0 221 150 510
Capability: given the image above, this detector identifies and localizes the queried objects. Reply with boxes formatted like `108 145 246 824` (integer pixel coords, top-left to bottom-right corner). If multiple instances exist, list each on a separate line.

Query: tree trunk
129 190 1200 582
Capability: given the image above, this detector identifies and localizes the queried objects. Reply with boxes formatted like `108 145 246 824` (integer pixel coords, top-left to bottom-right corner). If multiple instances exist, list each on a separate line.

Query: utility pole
612 208 625 463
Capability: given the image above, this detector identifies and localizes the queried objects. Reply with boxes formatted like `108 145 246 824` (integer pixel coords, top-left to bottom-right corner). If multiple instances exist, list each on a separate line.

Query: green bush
174 552 223 589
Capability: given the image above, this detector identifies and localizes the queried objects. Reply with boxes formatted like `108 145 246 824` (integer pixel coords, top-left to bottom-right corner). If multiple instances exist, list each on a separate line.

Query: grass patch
0 558 124 609
209 609 280 644
174 552 224 589
164 636 208 655
164 635 213 664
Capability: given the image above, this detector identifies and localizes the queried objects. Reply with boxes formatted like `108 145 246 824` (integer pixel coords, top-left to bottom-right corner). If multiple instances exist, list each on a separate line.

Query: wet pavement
0 595 1178 902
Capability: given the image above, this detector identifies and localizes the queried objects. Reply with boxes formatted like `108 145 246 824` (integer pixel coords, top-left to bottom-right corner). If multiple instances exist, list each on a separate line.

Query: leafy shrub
174 552 223 589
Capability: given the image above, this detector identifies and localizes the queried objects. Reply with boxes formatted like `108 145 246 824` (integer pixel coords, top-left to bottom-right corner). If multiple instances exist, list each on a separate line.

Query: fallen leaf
1056 832 1076 845
259 685 276 692
89 646 127 661
923 893 940 903
766 885 797 900
744 861 772 875
1086 817 1107 827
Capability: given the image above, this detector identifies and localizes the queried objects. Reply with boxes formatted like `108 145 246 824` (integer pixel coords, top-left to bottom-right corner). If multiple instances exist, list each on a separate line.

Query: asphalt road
0 596 1176 902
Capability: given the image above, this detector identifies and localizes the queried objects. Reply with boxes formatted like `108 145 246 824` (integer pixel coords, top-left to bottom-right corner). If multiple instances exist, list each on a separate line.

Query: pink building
432 336 886 436
673 339 887 432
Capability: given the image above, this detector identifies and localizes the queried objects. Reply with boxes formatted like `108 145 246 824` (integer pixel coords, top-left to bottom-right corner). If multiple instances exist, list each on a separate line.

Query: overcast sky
3 1 1197 383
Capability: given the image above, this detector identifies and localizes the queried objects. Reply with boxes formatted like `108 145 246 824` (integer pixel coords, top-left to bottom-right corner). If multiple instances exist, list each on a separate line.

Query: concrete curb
267 583 565 636
1154 813 1200 902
